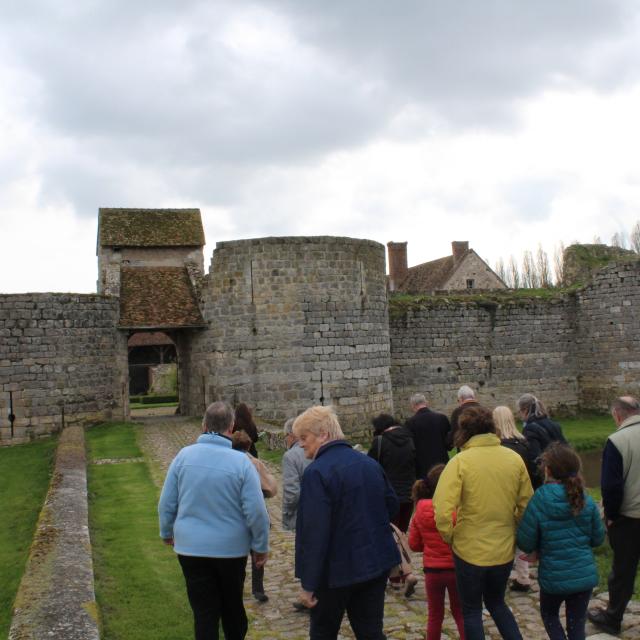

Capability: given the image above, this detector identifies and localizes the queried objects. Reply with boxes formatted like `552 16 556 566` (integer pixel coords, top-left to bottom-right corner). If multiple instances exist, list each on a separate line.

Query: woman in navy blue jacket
517 444 605 640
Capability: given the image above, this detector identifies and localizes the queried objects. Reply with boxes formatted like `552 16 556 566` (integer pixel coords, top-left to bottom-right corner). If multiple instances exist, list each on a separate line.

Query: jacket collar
461 433 501 450
197 432 232 448
618 413 640 432
315 439 352 459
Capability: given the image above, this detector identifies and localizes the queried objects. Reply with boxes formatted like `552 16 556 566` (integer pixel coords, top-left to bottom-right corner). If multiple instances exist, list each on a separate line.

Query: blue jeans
454 554 523 640
540 590 591 640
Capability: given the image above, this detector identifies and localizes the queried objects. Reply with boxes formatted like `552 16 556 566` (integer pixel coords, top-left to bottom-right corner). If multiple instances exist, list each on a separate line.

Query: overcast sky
2 0 640 293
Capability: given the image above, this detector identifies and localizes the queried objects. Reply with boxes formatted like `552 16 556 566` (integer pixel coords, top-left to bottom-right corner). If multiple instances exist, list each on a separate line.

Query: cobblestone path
137 417 639 639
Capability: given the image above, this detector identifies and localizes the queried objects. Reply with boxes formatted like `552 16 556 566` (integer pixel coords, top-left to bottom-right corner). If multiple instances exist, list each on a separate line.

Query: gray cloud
1 0 640 227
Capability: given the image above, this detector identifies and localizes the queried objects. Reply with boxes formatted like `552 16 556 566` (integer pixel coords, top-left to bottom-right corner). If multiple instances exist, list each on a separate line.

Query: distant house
387 241 506 294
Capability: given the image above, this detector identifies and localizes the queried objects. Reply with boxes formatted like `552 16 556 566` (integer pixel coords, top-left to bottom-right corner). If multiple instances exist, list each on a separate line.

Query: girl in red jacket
409 464 465 640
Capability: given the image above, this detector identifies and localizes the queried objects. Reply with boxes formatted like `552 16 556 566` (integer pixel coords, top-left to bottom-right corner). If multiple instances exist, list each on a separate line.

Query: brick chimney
387 242 408 291
452 241 469 266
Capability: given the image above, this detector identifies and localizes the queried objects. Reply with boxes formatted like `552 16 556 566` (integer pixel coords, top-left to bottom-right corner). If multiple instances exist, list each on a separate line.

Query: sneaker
509 580 531 592
253 591 269 603
404 575 418 598
587 608 621 635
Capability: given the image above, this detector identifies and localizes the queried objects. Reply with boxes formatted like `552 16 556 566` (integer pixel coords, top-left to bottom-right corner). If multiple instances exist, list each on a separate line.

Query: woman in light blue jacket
517 443 605 640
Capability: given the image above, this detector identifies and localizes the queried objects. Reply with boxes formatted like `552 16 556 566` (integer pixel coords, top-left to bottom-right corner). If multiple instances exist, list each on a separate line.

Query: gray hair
203 401 235 434
283 417 296 435
517 393 548 421
457 385 476 401
612 396 640 420
410 393 427 407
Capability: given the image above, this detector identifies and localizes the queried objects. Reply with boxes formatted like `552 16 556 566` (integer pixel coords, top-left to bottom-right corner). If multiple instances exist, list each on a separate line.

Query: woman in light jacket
433 405 533 640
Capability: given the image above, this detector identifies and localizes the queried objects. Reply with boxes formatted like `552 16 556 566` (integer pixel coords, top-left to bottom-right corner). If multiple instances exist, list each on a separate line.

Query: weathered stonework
390 297 578 419
0 294 128 443
181 237 393 435
3 224 640 442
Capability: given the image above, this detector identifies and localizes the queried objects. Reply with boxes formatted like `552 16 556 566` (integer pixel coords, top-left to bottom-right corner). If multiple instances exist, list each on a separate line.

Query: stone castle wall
390 262 640 420
389 297 577 419
0 294 127 443
575 262 640 411
3 239 640 444
182 237 392 434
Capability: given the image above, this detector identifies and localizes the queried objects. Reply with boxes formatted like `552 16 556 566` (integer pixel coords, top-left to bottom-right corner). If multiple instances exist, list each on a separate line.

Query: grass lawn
0 437 57 638
129 402 179 410
86 422 192 640
560 414 613 452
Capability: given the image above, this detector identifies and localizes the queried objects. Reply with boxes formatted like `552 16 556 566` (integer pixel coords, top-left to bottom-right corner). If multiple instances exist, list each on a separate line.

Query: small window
466 279 475 289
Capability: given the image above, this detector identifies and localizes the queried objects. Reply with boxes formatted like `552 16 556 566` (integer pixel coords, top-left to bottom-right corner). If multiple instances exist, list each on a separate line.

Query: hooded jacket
433 433 533 566
517 483 605 594
408 498 455 570
368 426 416 502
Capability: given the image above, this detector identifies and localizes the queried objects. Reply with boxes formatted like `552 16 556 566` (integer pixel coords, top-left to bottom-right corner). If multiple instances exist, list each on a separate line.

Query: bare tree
631 221 640 253
508 255 520 288
522 250 539 288
495 258 507 285
611 231 628 249
553 241 565 286
593 235 602 244
536 244 552 288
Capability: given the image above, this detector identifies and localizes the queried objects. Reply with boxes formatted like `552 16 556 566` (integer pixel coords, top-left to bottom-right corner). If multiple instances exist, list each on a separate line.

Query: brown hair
412 463 446 502
541 443 585 516
454 405 495 448
231 430 252 452
233 402 258 442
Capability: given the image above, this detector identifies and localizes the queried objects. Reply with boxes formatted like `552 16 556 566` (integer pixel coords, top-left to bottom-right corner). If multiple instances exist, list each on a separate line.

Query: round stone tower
184 236 393 435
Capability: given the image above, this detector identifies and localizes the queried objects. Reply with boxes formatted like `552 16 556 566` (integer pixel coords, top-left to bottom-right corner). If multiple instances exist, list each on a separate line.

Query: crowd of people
157 390 640 640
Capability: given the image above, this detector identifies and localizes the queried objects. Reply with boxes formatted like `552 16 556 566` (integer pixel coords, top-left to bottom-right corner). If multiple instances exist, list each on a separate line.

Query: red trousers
424 570 465 640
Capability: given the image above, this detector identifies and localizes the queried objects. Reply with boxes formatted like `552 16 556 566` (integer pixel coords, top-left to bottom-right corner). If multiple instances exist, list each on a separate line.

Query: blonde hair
293 406 345 441
493 406 524 440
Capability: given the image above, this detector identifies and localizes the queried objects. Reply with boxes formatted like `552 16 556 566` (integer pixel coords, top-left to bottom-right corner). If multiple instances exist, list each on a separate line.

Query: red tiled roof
118 267 205 329
127 331 175 347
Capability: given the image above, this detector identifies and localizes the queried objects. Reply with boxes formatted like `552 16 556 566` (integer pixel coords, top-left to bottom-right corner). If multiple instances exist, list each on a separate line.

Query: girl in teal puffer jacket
517 443 605 640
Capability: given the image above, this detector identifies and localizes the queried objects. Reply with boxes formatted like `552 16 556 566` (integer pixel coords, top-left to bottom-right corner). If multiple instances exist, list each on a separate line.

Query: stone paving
137 417 640 639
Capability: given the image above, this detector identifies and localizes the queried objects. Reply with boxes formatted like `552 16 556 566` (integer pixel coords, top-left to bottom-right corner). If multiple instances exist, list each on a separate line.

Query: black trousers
310 572 388 640
178 554 248 640
606 516 640 623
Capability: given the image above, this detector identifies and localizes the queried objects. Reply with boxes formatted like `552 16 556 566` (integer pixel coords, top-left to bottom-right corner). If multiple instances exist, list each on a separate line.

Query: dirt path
136 417 638 640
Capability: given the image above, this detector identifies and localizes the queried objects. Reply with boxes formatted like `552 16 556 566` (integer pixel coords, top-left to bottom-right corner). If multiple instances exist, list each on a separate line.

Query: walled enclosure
2 238 640 443
181 237 393 434
0 294 127 442
389 261 640 419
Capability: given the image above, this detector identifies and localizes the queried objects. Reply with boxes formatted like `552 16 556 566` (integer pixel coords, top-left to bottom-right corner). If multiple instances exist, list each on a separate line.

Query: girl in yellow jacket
433 405 533 640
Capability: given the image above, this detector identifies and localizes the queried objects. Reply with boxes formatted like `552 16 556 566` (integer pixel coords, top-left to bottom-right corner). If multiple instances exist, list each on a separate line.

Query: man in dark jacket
294 406 400 639
588 396 640 636
449 385 480 449
405 393 452 479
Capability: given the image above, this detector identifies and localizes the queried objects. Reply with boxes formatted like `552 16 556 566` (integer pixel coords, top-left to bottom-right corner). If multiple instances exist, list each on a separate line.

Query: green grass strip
0 437 57 637
561 414 613 452
86 422 142 460
86 423 192 639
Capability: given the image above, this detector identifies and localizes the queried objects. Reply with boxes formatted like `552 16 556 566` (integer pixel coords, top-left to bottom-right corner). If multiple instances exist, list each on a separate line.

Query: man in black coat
405 393 452 479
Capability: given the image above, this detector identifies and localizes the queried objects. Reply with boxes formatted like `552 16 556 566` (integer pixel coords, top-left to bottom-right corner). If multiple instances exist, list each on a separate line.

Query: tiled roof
127 331 175 347
398 255 458 294
118 267 205 329
98 208 204 247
